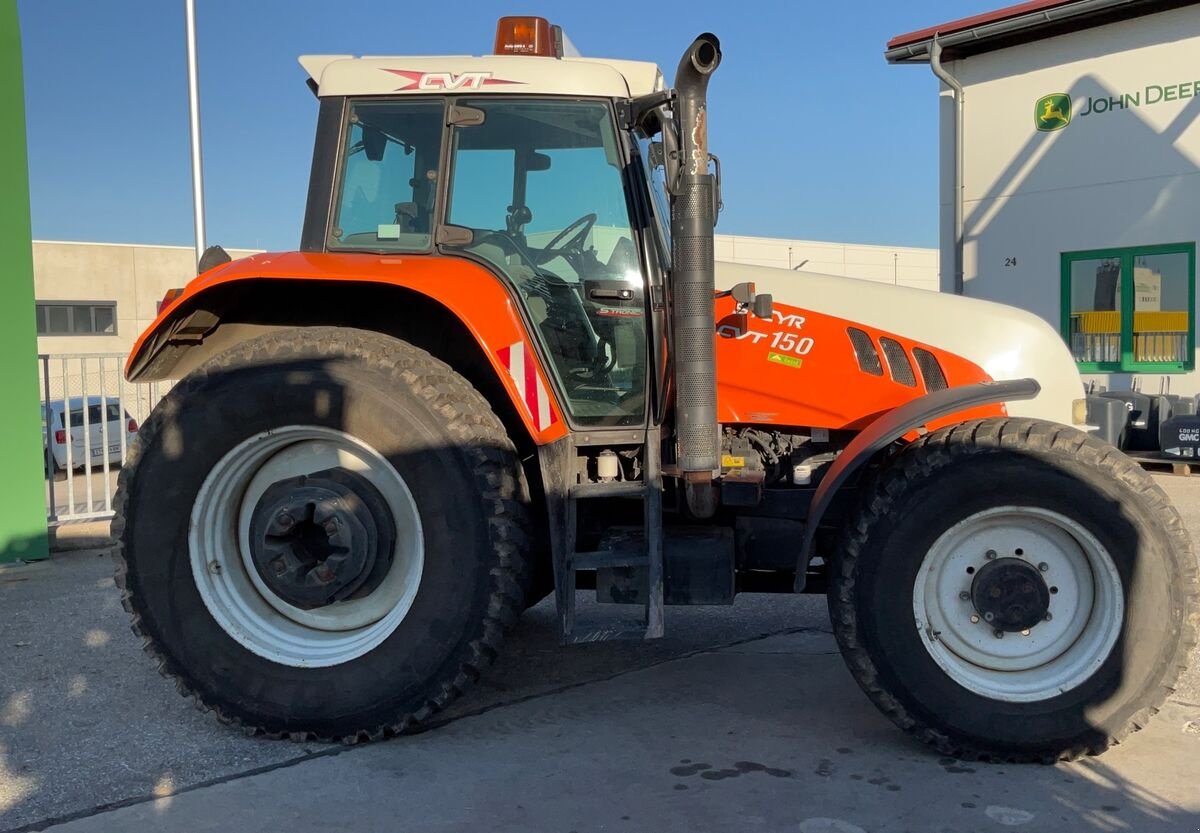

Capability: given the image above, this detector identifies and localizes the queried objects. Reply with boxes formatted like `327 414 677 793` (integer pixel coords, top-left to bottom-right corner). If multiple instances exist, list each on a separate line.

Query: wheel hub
248 468 395 609
970 556 1051 633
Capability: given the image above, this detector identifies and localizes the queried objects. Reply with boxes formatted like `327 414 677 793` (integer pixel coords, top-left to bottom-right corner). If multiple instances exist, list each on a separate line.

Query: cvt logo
383 69 522 91
1034 93 1072 131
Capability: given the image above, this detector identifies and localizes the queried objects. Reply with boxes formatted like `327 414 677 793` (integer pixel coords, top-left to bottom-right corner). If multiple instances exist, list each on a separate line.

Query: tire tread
830 417 1199 762
113 327 530 742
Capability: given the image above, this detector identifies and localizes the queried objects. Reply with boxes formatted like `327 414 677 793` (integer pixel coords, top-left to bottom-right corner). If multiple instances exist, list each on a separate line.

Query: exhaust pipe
670 33 721 517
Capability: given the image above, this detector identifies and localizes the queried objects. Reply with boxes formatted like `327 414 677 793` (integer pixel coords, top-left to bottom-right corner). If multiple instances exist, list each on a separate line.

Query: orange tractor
116 18 1196 761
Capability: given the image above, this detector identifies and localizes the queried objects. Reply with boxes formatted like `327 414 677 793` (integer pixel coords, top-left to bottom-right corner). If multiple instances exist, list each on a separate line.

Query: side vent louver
879 338 917 387
912 347 948 391
847 328 884 376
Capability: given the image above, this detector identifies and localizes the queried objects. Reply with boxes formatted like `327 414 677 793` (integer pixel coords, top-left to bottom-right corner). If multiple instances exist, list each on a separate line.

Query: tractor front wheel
114 328 530 741
830 418 1198 762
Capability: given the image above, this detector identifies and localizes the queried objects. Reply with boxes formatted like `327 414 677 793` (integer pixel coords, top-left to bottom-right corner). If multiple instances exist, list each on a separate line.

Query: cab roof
299 54 665 99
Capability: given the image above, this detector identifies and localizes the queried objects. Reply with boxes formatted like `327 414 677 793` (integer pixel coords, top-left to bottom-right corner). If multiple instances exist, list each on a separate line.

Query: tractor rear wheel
114 327 530 741
829 418 1198 762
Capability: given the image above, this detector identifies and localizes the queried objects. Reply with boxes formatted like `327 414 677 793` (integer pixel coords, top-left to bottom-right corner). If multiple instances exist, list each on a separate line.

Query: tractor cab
298 20 679 429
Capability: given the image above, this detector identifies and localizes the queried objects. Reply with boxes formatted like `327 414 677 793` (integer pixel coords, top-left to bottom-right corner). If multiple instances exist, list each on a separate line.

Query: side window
635 132 671 266
1062 243 1195 372
1065 256 1122 366
35 302 118 336
330 101 444 251
1132 251 1191 366
448 149 515 231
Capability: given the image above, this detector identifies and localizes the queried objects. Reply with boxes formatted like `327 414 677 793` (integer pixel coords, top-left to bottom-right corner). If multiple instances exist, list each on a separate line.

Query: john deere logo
1035 93 1071 131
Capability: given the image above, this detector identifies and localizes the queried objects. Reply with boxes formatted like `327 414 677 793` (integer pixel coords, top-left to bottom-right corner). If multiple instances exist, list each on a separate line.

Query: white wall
939 5 1200 393
33 241 260 356
716 234 938 291
33 237 938 359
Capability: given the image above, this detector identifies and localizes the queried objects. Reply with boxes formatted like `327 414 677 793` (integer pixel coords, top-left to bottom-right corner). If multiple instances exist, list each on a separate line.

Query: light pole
184 0 206 267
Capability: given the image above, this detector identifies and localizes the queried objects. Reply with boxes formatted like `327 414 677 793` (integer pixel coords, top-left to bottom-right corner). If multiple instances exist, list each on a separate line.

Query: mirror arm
619 89 674 130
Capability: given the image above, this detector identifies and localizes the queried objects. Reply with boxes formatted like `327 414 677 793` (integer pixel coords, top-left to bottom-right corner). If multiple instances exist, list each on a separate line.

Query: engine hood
715 261 1084 426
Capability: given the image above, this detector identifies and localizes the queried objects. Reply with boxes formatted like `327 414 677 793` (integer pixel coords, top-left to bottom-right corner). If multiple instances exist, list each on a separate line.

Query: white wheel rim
912 506 1124 703
189 426 424 668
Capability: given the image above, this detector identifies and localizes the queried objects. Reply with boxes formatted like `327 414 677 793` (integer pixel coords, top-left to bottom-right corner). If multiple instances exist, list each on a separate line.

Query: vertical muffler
670 34 721 517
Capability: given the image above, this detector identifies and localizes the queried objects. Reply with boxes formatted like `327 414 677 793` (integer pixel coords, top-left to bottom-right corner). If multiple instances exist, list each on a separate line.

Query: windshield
329 100 444 251
446 100 639 283
444 99 647 426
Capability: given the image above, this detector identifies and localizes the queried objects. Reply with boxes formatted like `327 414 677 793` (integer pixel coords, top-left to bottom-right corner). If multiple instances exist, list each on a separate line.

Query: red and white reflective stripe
497 341 558 431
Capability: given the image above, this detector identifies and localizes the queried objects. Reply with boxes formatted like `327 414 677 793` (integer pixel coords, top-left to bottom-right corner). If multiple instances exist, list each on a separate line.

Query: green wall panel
0 0 49 562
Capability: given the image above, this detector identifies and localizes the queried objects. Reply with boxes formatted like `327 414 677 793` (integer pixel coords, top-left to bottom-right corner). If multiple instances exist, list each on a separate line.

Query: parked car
42 396 138 473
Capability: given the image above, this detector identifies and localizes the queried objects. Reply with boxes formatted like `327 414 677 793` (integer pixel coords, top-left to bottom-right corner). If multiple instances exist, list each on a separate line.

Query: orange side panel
713 295 1004 430
127 251 568 444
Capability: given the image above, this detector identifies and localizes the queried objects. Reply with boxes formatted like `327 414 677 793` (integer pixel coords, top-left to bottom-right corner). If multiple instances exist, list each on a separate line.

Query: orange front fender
127 251 568 444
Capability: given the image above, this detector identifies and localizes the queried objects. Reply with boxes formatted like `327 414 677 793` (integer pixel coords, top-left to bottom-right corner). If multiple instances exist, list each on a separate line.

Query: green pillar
0 0 49 563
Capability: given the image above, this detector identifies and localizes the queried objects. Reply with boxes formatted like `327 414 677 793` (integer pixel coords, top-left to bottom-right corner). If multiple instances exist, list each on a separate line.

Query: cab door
441 99 649 428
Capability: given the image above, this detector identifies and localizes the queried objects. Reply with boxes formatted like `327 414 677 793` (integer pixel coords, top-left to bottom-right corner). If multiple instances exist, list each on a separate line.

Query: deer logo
1035 94 1072 131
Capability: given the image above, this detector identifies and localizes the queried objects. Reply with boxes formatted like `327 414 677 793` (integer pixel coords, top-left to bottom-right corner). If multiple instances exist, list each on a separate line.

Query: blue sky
19 0 998 252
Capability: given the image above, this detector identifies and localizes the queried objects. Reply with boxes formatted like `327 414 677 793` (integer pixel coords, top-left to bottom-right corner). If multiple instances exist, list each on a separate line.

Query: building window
35 302 118 336
1061 244 1195 373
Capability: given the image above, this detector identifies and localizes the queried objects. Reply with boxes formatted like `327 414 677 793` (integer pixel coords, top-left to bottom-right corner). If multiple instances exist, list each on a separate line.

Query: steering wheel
534 213 597 264
474 230 540 268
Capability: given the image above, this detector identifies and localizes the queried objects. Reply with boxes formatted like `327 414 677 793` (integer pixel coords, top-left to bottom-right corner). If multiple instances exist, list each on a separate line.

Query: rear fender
796 378 1041 589
126 251 568 445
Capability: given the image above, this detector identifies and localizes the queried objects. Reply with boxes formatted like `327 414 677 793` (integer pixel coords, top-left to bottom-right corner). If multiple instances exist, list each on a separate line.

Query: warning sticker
767 352 803 368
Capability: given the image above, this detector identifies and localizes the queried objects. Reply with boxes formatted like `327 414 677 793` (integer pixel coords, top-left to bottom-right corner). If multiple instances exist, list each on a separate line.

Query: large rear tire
114 328 530 741
829 418 1198 762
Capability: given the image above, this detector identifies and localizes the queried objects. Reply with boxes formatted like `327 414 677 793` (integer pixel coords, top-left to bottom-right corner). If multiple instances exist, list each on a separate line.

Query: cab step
569 481 645 499
537 429 664 643
571 549 649 570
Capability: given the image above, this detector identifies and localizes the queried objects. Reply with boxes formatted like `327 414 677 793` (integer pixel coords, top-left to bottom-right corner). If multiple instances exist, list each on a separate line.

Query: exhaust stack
670 34 721 516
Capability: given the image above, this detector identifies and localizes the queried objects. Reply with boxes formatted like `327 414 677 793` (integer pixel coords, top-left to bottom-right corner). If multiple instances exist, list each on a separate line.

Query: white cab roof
299 54 665 99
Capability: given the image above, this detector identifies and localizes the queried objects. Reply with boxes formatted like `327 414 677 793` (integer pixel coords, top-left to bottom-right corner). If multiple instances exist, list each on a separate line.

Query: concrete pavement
23 630 1200 833
2 475 1198 832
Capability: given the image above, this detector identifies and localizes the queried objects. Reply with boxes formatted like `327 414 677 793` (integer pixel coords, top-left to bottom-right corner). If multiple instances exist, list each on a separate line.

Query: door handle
587 287 635 301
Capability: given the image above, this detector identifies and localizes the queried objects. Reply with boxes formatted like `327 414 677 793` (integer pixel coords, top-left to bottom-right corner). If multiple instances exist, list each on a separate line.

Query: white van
42 396 138 473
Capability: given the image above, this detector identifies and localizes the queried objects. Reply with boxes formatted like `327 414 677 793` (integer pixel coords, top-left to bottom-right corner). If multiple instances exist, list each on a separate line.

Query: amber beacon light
494 16 558 57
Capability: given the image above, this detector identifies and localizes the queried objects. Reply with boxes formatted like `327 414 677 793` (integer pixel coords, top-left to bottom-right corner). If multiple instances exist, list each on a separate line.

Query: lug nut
1021 629 1031 636
1044 612 1053 622
985 549 998 559
970 614 980 624
1038 562 1049 572
272 558 287 575
983 612 995 622
276 511 294 529
993 629 1005 639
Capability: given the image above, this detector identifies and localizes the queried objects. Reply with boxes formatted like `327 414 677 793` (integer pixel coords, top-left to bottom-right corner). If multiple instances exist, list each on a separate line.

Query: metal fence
40 354 171 524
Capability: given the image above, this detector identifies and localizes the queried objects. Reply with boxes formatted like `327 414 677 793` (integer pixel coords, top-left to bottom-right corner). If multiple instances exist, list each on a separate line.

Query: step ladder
538 429 664 643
